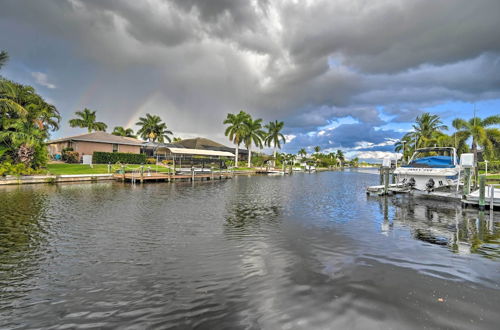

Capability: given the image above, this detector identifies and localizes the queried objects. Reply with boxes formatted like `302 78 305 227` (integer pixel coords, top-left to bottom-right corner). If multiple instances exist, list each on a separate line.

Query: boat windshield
405 149 456 168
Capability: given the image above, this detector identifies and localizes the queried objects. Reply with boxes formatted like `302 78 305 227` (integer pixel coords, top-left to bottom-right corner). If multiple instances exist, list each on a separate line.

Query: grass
46 163 173 175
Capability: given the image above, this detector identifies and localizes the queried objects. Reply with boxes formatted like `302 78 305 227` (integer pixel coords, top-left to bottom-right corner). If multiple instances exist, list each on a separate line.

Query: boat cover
404 156 455 168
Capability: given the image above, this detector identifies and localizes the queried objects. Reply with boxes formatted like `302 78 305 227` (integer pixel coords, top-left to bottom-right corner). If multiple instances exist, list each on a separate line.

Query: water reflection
0 173 499 329
375 195 500 258
0 186 51 309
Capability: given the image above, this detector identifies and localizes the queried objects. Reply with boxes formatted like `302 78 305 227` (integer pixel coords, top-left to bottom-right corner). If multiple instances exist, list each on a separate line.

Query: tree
0 50 8 70
411 112 448 149
452 115 500 161
0 78 60 170
112 126 136 138
172 137 182 142
135 113 173 143
224 110 250 167
264 120 286 167
336 150 345 166
298 148 307 160
69 108 107 132
243 117 265 168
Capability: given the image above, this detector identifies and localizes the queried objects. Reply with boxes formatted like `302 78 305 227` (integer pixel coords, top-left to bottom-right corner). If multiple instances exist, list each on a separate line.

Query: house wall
74 142 140 157
47 141 70 156
48 141 141 160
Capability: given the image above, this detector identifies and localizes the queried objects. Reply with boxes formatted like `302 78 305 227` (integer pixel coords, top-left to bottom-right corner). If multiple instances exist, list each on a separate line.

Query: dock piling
384 168 389 195
479 175 485 210
463 168 471 197
490 185 495 209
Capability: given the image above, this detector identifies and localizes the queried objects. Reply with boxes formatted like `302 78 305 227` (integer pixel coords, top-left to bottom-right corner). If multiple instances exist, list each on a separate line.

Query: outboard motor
408 177 416 188
426 178 435 191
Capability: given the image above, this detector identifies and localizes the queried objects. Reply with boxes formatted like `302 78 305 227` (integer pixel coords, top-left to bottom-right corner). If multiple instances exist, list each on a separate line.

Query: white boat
394 147 461 192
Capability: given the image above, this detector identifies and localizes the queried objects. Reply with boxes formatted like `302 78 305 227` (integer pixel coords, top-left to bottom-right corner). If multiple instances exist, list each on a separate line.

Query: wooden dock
113 172 233 183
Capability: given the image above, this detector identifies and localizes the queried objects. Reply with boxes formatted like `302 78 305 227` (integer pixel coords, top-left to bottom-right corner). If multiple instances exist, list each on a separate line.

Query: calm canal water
1 171 499 329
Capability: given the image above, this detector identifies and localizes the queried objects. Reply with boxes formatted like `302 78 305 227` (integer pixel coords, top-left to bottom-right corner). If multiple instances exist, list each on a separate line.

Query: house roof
48 132 144 146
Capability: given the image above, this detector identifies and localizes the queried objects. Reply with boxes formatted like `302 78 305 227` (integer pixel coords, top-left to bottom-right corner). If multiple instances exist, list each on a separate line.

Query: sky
1 0 499 161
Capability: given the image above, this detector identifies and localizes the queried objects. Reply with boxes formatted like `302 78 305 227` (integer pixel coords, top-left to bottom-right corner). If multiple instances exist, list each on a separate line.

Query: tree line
223 110 286 167
394 112 500 162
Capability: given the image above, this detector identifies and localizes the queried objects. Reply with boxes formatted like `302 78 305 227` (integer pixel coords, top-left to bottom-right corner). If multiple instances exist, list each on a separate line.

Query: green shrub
62 147 78 163
478 161 500 173
64 151 80 163
146 157 156 164
93 151 146 164
0 162 36 176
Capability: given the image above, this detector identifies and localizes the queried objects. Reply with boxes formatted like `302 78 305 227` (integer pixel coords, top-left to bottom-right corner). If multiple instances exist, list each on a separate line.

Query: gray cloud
1 0 499 152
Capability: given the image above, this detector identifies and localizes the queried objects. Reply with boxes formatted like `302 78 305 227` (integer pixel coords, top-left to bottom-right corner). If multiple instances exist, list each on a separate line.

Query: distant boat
394 147 460 191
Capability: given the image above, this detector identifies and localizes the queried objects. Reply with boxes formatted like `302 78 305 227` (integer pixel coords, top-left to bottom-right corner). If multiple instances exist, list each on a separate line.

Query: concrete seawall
0 174 114 185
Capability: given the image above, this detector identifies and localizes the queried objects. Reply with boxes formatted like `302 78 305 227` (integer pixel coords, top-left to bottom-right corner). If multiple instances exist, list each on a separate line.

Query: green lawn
46 163 173 175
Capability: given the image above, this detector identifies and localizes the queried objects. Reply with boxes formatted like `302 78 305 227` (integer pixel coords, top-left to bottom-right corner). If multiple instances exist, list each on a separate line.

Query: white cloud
355 151 401 160
31 72 56 89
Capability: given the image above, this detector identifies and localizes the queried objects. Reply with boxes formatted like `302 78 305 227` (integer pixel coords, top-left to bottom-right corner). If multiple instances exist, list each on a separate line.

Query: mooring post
490 184 495 211
463 167 471 197
121 165 125 181
478 175 486 210
391 170 396 184
140 164 144 183
379 167 384 185
191 167 195 181
384 168 389 195
108 162 111 174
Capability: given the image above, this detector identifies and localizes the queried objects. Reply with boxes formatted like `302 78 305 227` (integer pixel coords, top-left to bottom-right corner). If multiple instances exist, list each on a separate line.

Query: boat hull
394 167 459 191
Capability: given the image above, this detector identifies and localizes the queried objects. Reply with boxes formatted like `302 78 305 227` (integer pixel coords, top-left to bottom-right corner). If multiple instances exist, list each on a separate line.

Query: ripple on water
0 173 499 329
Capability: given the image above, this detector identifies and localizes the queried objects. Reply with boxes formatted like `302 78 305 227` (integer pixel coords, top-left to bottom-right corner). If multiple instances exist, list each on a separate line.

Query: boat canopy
404 156 455 168
165 147 235 157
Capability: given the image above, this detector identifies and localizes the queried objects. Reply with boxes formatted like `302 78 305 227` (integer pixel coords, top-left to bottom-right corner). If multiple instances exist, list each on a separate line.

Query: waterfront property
47 132 143 160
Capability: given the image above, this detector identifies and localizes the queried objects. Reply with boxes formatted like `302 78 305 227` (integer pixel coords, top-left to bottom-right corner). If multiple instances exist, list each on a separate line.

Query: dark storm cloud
1 0 499 152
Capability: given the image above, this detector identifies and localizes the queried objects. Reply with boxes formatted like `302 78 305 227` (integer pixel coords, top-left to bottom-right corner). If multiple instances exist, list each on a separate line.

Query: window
112 144 119 153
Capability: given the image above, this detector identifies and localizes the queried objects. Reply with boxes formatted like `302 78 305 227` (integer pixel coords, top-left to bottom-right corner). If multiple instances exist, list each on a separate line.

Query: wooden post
479 175 485 210
463 167 471 197
140 165 144 183
121 165 125 181
490 184 495 211
391 170 396 184
191 167 195 181
384 168 389 195
379 168 384 185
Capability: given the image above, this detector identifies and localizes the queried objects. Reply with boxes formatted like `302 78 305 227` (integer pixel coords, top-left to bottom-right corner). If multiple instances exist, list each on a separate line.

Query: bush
64 151 80 163
478 161 500 173
62 147 79 163
93 151 146 164
0 162 36 176
146 157 157 164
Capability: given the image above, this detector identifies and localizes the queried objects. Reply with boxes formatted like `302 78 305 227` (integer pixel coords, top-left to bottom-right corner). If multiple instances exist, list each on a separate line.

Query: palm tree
452 115 500 161
264 120 286 167
336 150 345 167
243 117 265 168
411 112 448 148
224 111 250 167
69 108 107 133
112 126 136 138
0 78 60 168
135 113 173 143
298 148 307 161
0 51 8 70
